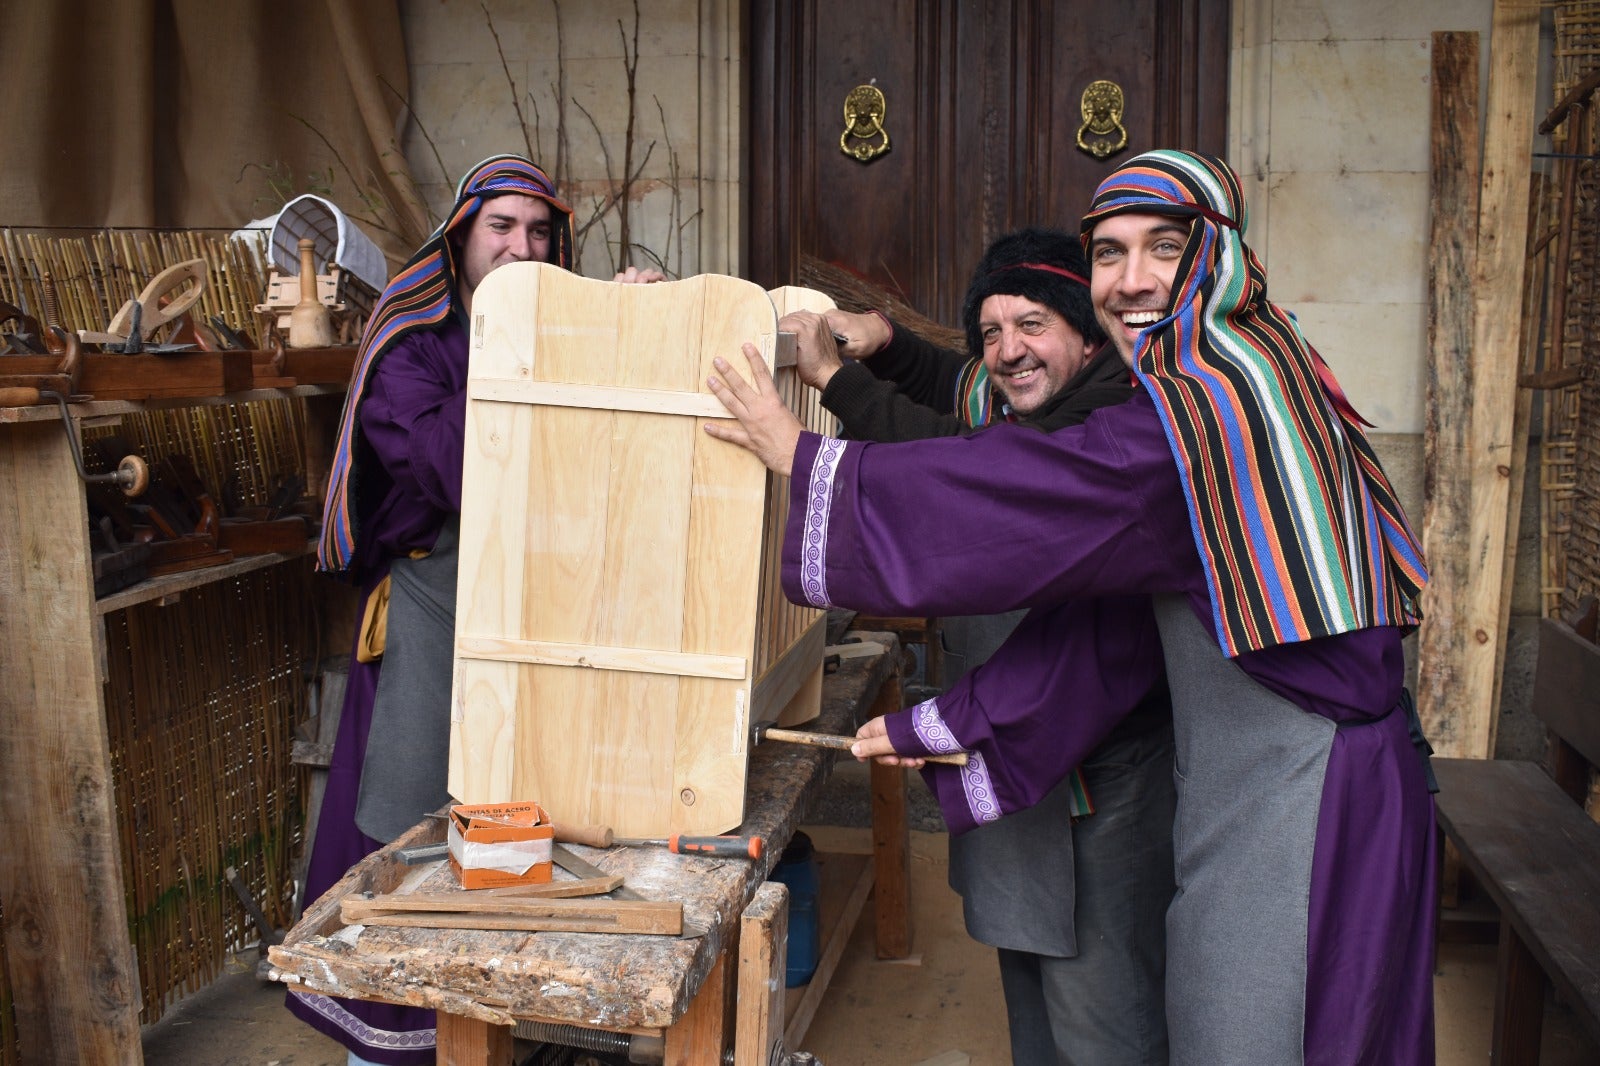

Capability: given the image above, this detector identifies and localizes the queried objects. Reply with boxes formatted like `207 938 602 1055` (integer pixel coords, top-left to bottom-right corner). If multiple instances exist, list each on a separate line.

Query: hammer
754 723 969 766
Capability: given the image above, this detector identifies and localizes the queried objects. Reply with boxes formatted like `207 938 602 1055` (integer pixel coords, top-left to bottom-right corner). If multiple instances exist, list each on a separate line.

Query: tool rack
269 633 918 1065
0 384 349 1064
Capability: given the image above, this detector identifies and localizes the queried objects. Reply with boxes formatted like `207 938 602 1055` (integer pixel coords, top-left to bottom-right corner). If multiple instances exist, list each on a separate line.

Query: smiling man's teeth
1122 311 1161 326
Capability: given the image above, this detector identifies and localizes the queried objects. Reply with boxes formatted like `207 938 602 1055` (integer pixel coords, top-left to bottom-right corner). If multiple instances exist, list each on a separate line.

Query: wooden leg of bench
666 953 731 1065
867 670 912 959
1491 920 1544 1066
735 881 789 1066
436 1011 513 1066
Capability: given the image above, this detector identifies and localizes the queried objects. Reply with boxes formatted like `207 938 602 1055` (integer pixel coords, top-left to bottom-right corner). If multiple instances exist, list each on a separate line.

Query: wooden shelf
0 384 345 425
94 539 317 615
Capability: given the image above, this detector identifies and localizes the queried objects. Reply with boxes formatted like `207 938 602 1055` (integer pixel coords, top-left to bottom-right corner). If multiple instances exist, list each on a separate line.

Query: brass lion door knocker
841 84 890 163
1077 79 1129 160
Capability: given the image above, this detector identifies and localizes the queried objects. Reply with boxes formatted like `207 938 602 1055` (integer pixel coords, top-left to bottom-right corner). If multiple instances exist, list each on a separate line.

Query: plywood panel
453 266 824 836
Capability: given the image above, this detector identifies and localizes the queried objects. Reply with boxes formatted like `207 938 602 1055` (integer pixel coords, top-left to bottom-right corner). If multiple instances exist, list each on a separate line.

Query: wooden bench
268 632 915 1065
1433 614 1600 1064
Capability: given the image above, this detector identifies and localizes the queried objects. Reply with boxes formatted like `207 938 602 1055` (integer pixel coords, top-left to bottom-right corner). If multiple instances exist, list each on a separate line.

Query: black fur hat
960 227 1105 357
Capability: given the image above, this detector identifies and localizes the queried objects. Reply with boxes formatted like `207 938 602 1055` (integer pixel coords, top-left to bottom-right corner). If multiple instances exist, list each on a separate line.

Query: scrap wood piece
344 874 624 916
340 894 683 935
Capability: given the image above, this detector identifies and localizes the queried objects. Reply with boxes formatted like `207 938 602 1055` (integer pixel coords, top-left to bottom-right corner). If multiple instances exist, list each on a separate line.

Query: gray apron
1154 593 1334 1065
355 518 461 843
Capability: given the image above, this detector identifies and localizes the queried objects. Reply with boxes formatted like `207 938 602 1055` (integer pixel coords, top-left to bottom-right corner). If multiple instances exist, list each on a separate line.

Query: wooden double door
747 0 1230 326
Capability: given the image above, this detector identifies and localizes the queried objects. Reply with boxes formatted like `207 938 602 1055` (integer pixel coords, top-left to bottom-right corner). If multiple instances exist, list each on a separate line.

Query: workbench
269 631 916 1065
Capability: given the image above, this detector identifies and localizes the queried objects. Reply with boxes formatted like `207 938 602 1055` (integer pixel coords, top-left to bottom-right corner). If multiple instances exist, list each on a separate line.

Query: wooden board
1439 0 1541 759
451 266 826 838
0 420 142 1061
1416 30 1479 743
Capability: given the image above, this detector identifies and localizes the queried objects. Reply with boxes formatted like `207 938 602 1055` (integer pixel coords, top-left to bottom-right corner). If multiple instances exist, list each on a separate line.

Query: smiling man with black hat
777 228 1175 1066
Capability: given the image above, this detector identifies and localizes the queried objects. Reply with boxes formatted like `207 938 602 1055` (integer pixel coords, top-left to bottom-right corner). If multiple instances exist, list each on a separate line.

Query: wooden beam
1417 30 1481 747
0 421 141 1063
1438 0 1542 759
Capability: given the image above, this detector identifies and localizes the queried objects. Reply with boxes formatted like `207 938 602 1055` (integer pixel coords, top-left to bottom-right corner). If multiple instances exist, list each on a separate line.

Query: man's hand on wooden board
704 343 801 478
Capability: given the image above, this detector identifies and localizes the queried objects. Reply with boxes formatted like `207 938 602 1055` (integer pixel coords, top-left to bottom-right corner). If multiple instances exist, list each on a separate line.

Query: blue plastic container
770 831 821 986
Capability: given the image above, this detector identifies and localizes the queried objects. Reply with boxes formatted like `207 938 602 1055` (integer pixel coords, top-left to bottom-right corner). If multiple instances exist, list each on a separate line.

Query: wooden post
1416 30 1480 746
1434 0 1542 760
436 1012 514 1066
1490 921 1545 1065
868 670 913 958
0 421 141 1063
735 881 790 1066
665 953 732 1065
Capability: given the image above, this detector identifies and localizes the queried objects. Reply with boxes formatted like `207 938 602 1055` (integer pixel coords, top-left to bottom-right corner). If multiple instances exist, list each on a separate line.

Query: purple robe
783 394 1438 1064
288 321 469 1064
885 594 1164 834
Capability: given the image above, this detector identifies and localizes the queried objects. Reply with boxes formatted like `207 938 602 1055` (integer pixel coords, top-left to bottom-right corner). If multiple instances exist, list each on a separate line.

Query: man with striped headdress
292 154 659 1065
707 149 1437 1063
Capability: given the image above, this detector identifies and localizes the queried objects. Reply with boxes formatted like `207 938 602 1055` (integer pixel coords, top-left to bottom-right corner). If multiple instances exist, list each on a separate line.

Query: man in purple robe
295 154 659 1065
706 150 1438 1065
783 229 1175 1065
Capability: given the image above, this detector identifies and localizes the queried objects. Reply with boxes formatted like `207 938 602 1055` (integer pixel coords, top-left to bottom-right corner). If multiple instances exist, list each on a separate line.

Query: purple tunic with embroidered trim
287 321 468 1065
885 594 1165 835
784 393 1437 1065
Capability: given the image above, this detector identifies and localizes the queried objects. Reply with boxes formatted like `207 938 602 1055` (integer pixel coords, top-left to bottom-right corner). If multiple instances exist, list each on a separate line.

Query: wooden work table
268 631 915 1065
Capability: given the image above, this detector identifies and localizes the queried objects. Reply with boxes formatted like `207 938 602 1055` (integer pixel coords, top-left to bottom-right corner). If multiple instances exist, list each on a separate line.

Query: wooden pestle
287 238 335 348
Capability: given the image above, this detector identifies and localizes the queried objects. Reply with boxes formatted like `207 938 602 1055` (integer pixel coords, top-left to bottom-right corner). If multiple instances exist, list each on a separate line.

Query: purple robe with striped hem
881 594 1163 835
286 322 471 1063
782 396 1437 1064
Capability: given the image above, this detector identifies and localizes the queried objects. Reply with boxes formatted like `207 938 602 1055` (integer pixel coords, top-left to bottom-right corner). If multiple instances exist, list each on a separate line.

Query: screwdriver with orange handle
617 833 766 859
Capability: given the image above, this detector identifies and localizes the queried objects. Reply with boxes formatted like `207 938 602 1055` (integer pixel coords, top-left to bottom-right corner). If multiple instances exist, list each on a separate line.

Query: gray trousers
944 612 1174 1066
993 724 1175 1066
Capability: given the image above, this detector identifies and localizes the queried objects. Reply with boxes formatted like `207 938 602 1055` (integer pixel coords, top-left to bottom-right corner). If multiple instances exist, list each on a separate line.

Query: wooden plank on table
342 875 625 914
343 897 683 935
735 881 789 1066
0 421 141 1063
1436 0 1541 760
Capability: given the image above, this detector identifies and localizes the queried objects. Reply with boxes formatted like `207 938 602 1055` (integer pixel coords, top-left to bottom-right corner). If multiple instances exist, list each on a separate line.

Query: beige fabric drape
1 0 425 261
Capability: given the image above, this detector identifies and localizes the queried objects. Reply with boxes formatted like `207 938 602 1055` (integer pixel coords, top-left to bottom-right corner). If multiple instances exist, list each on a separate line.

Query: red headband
994 261 1089 287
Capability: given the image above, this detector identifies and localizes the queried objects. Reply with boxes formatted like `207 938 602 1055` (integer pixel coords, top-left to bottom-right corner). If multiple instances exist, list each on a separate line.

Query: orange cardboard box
446 801 555 890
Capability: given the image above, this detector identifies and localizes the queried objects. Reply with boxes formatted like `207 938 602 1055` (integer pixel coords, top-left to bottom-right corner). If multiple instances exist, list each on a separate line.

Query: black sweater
819 318 1135 440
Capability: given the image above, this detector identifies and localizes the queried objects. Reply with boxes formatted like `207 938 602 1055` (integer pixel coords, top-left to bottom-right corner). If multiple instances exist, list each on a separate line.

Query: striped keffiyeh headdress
1081 149 1427 656
316 155 574 575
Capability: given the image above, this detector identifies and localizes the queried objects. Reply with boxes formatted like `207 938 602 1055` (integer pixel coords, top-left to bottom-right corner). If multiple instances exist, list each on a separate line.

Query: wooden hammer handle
761 726 969 766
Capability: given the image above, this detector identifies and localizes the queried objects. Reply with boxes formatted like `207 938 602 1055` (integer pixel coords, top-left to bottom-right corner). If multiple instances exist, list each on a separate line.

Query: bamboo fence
1541 5 1600 624
0 228 269 342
